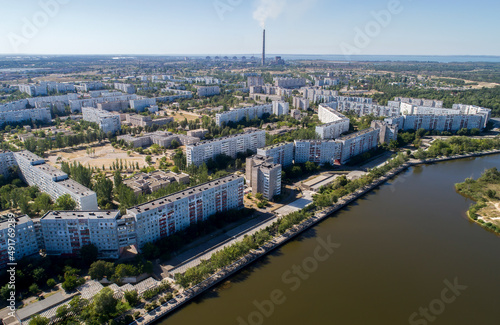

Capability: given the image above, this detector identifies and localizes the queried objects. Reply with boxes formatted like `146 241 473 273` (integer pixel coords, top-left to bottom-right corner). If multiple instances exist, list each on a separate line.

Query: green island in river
456 167 500 234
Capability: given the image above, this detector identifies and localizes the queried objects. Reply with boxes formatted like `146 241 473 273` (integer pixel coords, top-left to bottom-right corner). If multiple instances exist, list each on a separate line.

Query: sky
0 0 499 56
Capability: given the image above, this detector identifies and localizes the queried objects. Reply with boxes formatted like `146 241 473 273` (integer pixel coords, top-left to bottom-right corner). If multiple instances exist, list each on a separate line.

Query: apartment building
130 98 157 112
0 215 39 269
13 151 98 210
301 88 338 103
0 107 51 126
125 114 173 127
0 151 15 177
114 83 136 94
371 120 399 144
293 97 310 110
257 142 295 167
216 104 272 127
247 76 264 87
75 82 104 92
196 86 220 97
401 114 483 132
82 107 121 134
294 140 342 165
186 129 266 166
272 101 290 116
389 97 443 108
40 211 134 259
274 77 306 89
316 104 350 139
127 175 244 248
336 128 380 164
118 132 199 148
246 155 282 200
187 129 209 139
19 84 48 96
123 171 190 196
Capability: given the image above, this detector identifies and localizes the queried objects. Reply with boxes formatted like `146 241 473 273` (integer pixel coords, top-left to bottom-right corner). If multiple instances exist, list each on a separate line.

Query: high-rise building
13 151 98 210
257 143 295 167
82 107 121 134
272 101 289 116
294 140 342 165
336 128 380 164
246 155 282 200
216 104 272 127
127 175 244 248
40 210 135 259
0 215 39 269
316 104 350 139
186 129 266 166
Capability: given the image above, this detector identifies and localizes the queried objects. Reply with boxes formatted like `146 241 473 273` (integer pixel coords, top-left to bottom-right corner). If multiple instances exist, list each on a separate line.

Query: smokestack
262 29 266 66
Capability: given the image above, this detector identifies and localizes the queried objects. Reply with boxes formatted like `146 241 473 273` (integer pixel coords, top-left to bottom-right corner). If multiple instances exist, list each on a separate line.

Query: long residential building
82 107 121 134
186 129 266 166
127 175 244 248
294 140 342 165
118 132 199 148
0 107 51 126
13 150 98 210
114 83 136 94
40 211 135 259
316 103 350 139
216 104 272 127
196 86 220 97
274 77 306 89
0 215 39 269
336 128 380 164
257 142 295 167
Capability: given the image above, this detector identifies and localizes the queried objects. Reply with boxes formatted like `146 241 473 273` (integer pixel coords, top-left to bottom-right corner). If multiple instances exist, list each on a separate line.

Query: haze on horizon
1 0 499 56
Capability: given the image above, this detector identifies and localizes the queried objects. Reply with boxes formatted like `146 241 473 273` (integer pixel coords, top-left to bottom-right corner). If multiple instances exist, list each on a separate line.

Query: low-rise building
123 171 190 196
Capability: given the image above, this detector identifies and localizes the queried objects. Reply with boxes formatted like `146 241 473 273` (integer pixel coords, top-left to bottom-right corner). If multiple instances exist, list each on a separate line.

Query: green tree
29 283 40 295
80 244 98 266
89 260 115 280
46 278 57 288
145 155 152 164
113 170 123 188
124 290 139 306
92 287 118 319
29 315 49 325
55 194 77 211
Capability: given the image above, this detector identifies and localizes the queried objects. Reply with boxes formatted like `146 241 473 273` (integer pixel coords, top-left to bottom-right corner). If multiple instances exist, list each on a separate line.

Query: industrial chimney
262 29 266 66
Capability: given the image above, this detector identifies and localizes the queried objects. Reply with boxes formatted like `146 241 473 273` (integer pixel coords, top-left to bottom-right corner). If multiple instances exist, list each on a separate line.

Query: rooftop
34 163 68 179
41 210 120 221
337 128 378 141
127 174 242 214
56 178 96 197
260 142 293 150
0 215 32 231
14 150 45 163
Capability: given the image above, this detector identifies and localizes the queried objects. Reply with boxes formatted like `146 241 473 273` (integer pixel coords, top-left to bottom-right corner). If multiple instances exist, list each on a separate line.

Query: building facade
257 142 294 167
294 140 342 165
0 215 39 269
127 175 244 248
186 129 266 166
246 155 282 200
82 107 121 134
336 128 380 164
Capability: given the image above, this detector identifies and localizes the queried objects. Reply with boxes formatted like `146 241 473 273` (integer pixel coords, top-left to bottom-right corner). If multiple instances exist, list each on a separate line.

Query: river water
161 155 500 325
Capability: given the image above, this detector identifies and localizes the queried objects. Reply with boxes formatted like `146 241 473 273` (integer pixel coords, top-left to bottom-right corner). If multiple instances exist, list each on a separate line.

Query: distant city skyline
1 0 499 56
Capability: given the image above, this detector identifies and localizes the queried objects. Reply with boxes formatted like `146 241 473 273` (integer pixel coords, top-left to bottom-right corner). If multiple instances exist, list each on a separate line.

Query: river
160 155 500 325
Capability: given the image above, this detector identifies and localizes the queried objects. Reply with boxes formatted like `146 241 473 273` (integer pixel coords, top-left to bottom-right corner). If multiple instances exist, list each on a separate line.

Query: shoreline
131 149 500 325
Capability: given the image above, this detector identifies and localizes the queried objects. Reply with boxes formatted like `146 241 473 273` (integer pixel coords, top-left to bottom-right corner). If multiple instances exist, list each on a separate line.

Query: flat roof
57 179 95 197
34 164 68 179
14 150 45 163
127 175 242 214
337 128 377 141
260 142 293 150
0 215 32 231
42 210 120 221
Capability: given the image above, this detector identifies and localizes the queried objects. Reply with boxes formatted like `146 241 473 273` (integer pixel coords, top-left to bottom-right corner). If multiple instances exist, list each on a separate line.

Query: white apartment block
294 140 342 165
0 215 39 268
82 107 121 134
257 142 295 167
246 156 282 200
400 114 483 132
272 101 289 116
389 97 443 108
371 120 399 144
130 98 157 111
75 82 104 92
336 102 400 117
293 97 310 110
301 88 338 103
453 104 491 129
274 77 306 89
316 104 350 139
0 107 51 126
114 83 136 94
0 151 16 177
40 211 134 259
336 128 380 164
13 151 98 211
127 175 244 248
196 86 221 97
69 94 137 112
186 130 266 166
19 84 48 96
216 104 272 127
247 76 264 87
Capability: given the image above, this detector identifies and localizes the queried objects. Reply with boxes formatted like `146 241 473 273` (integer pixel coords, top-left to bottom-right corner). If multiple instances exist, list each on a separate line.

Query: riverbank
129 149 500 325
455 166 500 235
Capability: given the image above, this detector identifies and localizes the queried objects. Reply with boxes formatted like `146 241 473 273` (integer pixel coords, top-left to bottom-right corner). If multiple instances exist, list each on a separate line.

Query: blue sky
0 0 499 56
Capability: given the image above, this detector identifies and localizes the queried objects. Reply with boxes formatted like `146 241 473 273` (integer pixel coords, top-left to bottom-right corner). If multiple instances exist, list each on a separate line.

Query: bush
46 278 57 288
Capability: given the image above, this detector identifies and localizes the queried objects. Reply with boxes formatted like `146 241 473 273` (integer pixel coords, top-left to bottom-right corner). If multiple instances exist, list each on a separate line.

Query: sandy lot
46 144 149 169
